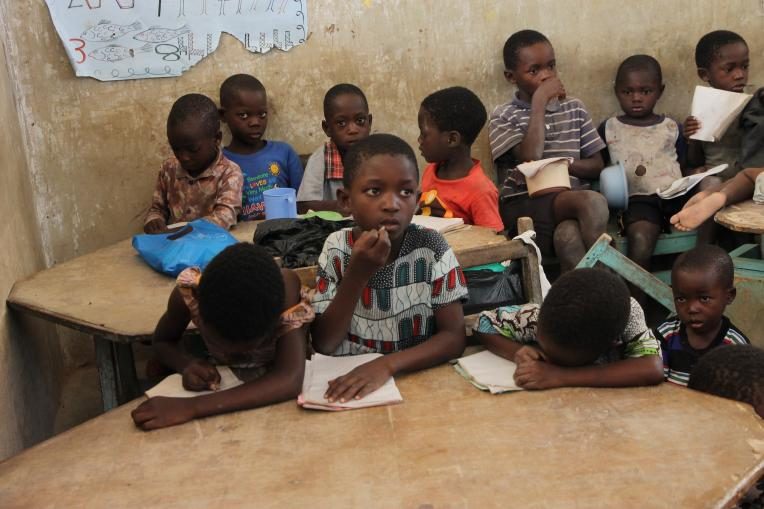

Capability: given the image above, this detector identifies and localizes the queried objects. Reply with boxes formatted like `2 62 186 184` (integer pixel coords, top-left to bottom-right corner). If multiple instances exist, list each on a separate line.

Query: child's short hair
342 133 418 188
688 345 764 409
672 244 734 288
420 86 487 146
219 74 266 107
615 54 663 85
695 30 748 69
198 243 284 342
167 93 220 137
538 268 631 364
503 29 550 70
323 83 368 119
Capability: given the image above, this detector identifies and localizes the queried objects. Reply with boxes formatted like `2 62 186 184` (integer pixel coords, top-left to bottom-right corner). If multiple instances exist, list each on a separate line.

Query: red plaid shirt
323 140 344 180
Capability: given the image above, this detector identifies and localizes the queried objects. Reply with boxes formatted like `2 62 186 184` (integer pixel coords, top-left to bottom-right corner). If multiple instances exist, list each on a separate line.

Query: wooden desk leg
94 336 139 411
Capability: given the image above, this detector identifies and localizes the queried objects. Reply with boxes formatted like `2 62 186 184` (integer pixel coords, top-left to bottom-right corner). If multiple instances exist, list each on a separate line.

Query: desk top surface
0 364 762 509
715 200 764 234
7 222 515 341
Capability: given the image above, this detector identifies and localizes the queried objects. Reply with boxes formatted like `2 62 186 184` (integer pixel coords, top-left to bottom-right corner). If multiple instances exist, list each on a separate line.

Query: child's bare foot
670 192 727 231
682 190 710 209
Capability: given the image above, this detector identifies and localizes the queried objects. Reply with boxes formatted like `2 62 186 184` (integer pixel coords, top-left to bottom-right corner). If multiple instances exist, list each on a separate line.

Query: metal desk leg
94 336 139 411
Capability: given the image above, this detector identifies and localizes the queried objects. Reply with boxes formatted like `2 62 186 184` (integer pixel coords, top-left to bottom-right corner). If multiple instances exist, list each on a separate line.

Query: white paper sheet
411 215 466 234
298 353 403 411
146 366 243 398
45 0 308 81
656 164 728 199
689 86 752 142
454 350 523 394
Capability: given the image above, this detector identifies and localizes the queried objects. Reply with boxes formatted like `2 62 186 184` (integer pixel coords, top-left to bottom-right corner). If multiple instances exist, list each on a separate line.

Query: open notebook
411 215 467 234
146 366 243 398
689 86 752 142
454 349 524 394
298 353 403 411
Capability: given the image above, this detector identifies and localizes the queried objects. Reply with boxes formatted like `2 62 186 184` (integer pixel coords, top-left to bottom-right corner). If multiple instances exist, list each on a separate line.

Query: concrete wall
0 0 762 457
0 12 63 460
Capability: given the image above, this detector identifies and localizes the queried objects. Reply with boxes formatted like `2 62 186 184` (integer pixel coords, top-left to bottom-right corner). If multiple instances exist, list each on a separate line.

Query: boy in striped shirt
655 245 750 386
489 30 609 271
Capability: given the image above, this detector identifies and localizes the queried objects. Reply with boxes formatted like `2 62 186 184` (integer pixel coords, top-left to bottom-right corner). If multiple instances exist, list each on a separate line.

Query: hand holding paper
689 86 752 142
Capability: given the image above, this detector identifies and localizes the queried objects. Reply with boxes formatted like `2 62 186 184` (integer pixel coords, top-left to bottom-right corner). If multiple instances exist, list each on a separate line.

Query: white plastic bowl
600 162 629 209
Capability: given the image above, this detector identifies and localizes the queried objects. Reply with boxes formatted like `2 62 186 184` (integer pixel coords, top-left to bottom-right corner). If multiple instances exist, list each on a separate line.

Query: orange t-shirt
420 160 504 231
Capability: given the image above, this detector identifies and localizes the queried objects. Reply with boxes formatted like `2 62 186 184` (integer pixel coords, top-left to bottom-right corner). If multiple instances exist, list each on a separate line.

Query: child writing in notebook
297 83 372 213
417 86 503 231
144 94 243 233
474 268 663 389
219 74 303 220
131 243 313 430
311 134 468 403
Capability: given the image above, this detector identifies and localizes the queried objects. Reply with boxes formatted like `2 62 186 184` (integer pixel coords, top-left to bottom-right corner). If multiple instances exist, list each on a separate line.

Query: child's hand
181 360 221 391
513 359 565 390
532 78 566 106
131 396 197 430
324 357 393 403
683 116 702 139
144 219 167 234
514 345 546 364
347 227 391 281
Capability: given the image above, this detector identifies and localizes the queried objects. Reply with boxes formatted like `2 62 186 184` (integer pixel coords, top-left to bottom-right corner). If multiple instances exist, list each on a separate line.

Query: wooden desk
715 200 764 234
0 365 762 508
7 222 540 409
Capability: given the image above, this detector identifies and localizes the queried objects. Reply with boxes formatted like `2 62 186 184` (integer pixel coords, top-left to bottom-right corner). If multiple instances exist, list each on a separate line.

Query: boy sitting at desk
474 268 664 389
489 29 608 272
219 74 303 221
144 94 243 233
297 83 372 214
311 134 468 403
655 245 750 386
417 86 503 231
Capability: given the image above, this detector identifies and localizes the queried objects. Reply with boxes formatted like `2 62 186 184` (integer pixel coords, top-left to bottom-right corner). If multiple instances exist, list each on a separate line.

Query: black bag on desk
253 217 354 268
462 261 525 315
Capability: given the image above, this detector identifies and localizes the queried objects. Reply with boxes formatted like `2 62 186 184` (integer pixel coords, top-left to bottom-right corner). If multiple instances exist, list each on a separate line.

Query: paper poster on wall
44 0 308 81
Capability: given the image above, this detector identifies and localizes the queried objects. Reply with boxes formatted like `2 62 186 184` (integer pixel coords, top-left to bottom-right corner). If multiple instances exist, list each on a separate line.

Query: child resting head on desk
131 243 314 431
473 268 664 389
310 133 468 404
689 344 764 418
143 93 243 234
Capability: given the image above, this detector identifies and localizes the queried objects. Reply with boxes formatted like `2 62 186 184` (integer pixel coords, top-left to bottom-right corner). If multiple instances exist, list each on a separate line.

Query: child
417 86 503 231
684 30 751 180
689 345 764 418
311 134 468 403
598 55 688 296
297 83 372 214
144 94 243 233
671 167 763 231
489 30 609 271
131 243 314 430
474 268 664 389
219 74 303 221
655 245 749 386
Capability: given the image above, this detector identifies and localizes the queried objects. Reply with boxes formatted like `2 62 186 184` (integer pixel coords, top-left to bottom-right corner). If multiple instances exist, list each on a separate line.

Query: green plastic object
300 210 346 221
464 262 506 273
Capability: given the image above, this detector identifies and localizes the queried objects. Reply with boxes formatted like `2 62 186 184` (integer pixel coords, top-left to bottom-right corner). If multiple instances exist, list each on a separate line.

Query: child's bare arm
324 301 466 403
568 152 605 180
144 168 170 233
132 272 307 431
513 355 664 390
311 228 391 354
474 331 525 361
511 78 566 163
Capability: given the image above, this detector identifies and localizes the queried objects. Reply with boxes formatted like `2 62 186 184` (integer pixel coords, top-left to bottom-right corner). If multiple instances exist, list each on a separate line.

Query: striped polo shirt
655 316 750 386
488 95 606 162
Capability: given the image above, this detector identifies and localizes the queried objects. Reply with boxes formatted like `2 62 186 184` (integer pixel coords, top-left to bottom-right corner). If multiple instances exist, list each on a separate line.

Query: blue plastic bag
132 219 238 276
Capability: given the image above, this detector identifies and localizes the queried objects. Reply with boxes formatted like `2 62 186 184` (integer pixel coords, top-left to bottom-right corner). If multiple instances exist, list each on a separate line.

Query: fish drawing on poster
44 0 308 81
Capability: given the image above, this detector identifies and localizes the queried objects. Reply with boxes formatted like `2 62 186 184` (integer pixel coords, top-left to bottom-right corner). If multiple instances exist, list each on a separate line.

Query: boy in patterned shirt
474 268 664 389
311 134 468 403
655 245 750 386
144 94 243 233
